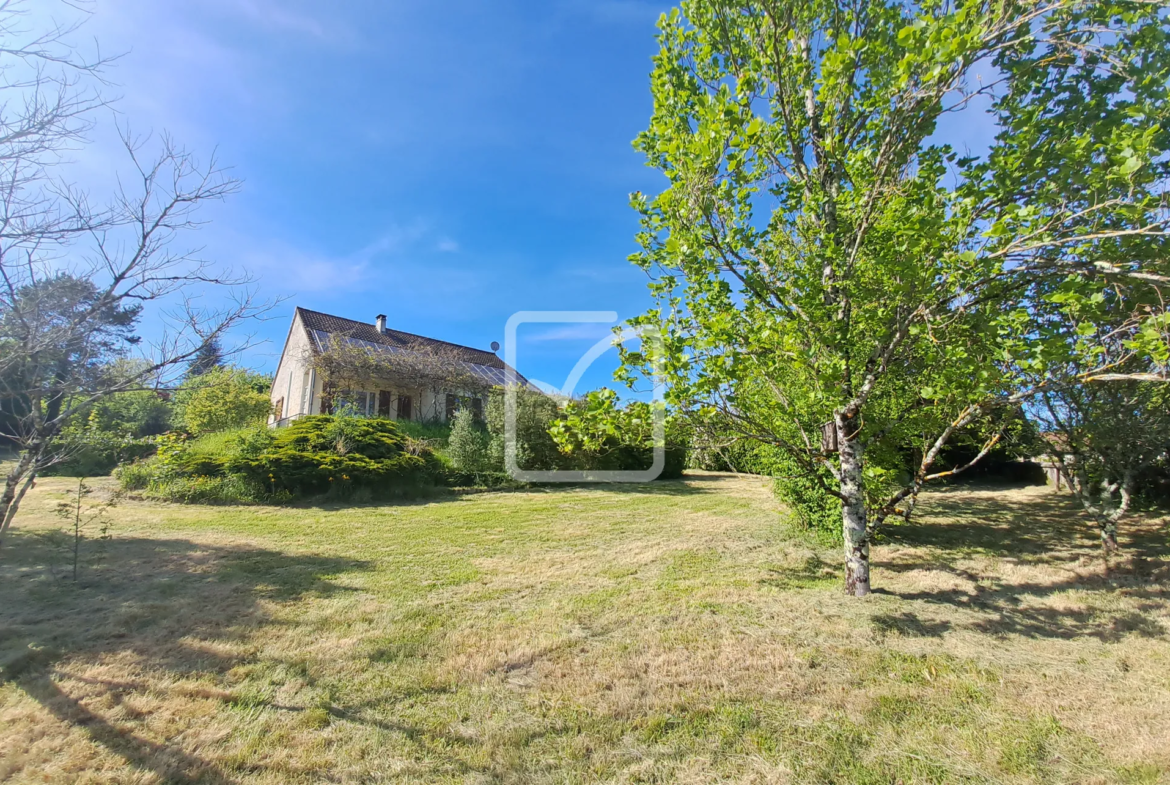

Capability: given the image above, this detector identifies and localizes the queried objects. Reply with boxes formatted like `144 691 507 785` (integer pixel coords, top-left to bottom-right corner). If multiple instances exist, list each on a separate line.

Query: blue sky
37 0 674 394
37 0 998 395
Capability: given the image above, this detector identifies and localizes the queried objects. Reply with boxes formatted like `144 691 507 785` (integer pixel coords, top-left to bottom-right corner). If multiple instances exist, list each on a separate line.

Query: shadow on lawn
871 489 1170 641
0 532 374 784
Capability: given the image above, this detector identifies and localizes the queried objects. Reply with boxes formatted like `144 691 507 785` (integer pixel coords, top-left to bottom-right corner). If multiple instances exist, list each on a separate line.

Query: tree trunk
838 416 870 597
1100 523 1118 553
1100 469 1133 556
0 450 38 545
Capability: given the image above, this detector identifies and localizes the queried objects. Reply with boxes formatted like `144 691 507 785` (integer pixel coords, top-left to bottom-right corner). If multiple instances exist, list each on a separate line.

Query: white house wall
268 312 313 424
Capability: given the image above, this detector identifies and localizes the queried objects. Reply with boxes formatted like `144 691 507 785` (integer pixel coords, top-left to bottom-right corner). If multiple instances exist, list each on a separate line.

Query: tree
1034 380 1170 562
0 3 264 542
0 273 141 440
174 366 271 436
186 336 225 377
448 407 492 473
620 0 1170 595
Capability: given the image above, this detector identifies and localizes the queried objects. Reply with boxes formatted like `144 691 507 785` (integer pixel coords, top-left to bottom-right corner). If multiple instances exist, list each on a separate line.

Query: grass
0 474 1168 783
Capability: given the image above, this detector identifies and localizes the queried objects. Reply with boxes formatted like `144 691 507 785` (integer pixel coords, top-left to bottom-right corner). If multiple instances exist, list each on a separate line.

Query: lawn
1 473 1168 784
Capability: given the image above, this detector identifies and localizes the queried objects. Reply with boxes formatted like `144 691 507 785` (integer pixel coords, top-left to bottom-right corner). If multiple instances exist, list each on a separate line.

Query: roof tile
296 307 507 370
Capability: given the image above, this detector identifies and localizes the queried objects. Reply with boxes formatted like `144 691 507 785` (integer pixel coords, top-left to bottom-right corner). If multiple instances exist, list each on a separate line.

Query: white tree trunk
838 419 870 597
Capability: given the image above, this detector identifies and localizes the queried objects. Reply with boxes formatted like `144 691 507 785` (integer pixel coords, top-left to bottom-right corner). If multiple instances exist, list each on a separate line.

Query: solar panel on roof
310 329 532 389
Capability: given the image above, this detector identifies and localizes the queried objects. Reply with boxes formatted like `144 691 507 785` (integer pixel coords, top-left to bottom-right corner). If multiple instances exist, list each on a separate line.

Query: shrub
447 409 492 473
770 451 842 539
88 389 172 437
147 474 267 504
45 416 156 477
228 415 442 498
485 388 564 472
174 367 272 435
392 419 452 446
114 460 155 491
550 389 689 478
118 417 440 503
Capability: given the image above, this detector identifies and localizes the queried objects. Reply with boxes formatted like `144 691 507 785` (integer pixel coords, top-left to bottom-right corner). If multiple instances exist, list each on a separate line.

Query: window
444 393 481 422
336 390 373 416
378 390 391 417
273 397 284 422
397 394 412 421
299 371 311 415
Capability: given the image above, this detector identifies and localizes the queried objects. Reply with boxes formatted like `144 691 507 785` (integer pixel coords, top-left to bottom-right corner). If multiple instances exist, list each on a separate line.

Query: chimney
375 314 386 333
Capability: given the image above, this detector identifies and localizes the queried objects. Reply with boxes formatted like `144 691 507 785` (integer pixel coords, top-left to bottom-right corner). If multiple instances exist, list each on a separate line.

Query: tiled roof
295 307 508 371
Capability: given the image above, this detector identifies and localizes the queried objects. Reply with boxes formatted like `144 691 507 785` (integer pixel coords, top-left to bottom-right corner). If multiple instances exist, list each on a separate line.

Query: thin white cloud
522 324 618 343
436 237 460 253
237 222 439 294
224 0 340 42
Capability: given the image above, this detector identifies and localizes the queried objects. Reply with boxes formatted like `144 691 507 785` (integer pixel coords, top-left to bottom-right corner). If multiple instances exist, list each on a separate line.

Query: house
268 307 526 426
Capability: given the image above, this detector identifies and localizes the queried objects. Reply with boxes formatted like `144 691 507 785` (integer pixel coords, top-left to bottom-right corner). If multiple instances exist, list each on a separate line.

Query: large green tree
621 0 1170 595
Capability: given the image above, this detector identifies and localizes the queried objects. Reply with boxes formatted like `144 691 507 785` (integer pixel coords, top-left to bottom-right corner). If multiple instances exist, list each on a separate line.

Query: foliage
44 425 156 478
772 451 842 540
186 336 225 377
1 274 142 447
117 428 265 500
86 388 173 437
392 419 452 446
619 0 1170 594
549 389 688 479
228 415 442 499
447 409 493 474
485 387 565 472
142 473 269 505
1033 381 1170 553
118 417 443 503
52 477 116 581
173 366 272 436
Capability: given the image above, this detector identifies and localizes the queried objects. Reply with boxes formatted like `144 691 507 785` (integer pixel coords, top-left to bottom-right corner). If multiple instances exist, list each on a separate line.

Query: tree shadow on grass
0 532 374 783
870 488 1170 641
883 489 1169 562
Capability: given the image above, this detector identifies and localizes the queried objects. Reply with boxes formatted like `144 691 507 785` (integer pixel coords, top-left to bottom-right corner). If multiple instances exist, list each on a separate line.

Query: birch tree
620 0 1170 595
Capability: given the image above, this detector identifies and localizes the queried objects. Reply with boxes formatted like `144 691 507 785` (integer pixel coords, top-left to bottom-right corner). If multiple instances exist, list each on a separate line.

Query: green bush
392 419 452 446
114 460 155 491
447 409 492 473
173 366 272 435
550 389 689 478
228 415 442 499
770 451 842 539
146 474 267 504
485 388 564 472
117 416 441 503
88 390 173 437
45 418 156 477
